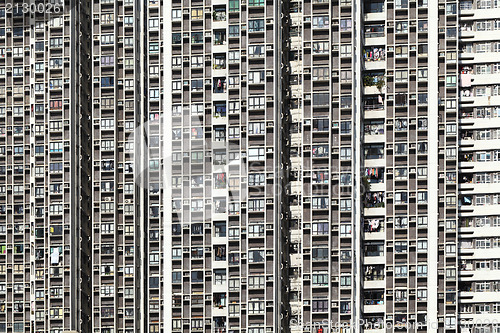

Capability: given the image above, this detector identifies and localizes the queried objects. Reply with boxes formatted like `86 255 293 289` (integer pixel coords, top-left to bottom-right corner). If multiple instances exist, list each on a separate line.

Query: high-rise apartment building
0 0 165 332
0 0 498 332
0 0 93 332
167 1 287 333
167 0 500 333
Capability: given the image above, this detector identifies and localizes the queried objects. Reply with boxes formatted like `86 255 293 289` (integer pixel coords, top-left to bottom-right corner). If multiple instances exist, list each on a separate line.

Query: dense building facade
0 0 164 332
0 0 499 332
166 0 500 333
0 0 92 332
167 0 287 333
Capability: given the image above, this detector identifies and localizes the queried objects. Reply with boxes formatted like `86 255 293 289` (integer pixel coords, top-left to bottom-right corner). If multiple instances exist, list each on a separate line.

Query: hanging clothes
51 247 60 265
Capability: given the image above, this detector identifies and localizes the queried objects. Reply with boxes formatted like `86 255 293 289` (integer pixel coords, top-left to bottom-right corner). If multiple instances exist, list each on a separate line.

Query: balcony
363 290 384 312
213 30 227 46
213 78 227 94
364 243 385 265
364 167 384 185
363 96 385 118
362 317 385 333
363 75 386 95
363 265 385 286
364 122 385 145
365 24 385 41
363 1 386 22
213 9 226 22
364 192 384 209
364 219 384 240
213 54 227 70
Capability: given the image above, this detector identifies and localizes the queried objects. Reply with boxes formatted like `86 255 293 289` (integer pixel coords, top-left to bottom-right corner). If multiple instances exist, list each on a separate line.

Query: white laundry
51 247 60 265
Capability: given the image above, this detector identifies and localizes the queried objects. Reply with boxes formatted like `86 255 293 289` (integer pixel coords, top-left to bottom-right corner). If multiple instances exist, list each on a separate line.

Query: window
446 27 457 38
396 21 408 33
340 121 352 134
172 9 181 20
312 300 328 312
446 3 456 14
340 199 352 211
395 265 408 277
418 69 428 80
365 0 384 12
446 76 457 87
340 275 352 287
340 45 352 57
418 93 428 105
395 45 408 58
248 148 265 161
446 148 456 159
395 70 408 82
249 0 264 6
418 20 428 32
312 273 328 286
248 122 265 135
340 19 352 31
248 225 264 238
418 240 428 252
49 142 63 152
248 70 265 84
341 70 352 82
100 34 114 45
312 248 329 260
249 19 264 32
172 57 182 67
249 173 265 186
228 25 239 37
248 199 264 212
149 89 160 100
395 143 407 155
149 65 159 76
365 242 384 257
248 250 264 263
191 56 203 67
249 45 264 57
228 0 239 11
446 244 456 254
312 197 328 209
101 77 114 87
395 217 408 228
417 191 428 203
191 79 203 92
249 329 264 333
249 96 265 109
476 282 490 292
148 18 159 29
146 41 159 52
228 51 240 63
313 42 329 54
313 16 329 29
446 124 457 134
395 192 408 204
340 173 352 185
312 222 328 235
340 224 352 236
417 265 428 277
395 0 408 8
191 319 203 330
395 241 408 253
214 269 226 285
248 276 265 290
340 96 352 109
417 289 427 301
340 147 352 160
